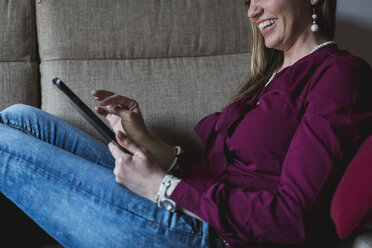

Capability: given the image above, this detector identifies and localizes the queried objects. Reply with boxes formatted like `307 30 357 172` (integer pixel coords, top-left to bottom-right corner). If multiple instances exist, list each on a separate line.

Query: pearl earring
311 6 319 32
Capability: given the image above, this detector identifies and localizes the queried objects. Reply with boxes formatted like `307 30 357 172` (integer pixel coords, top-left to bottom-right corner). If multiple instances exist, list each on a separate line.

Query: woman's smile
247 0 314 51
258 18 278 36
258 18 277 32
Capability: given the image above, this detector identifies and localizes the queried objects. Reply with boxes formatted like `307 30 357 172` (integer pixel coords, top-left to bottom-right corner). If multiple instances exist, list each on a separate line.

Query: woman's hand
109 131 166 202
92 90 178 171
91 90 149 143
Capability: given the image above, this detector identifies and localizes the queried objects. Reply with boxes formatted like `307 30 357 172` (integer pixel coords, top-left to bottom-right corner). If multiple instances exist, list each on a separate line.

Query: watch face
160 199 175 212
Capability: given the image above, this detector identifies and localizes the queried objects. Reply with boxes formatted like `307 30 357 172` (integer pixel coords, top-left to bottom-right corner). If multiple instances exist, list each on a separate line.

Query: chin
263 39 277 49
263 34 283 50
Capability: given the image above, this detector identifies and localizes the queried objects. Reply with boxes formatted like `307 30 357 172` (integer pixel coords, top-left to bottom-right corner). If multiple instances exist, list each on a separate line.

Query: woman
1 0 371 247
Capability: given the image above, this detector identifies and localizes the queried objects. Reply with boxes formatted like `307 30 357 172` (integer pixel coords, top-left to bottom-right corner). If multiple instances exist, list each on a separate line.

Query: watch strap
157 174 181 212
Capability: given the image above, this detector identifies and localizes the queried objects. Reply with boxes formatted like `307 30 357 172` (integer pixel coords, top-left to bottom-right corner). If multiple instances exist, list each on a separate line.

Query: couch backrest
36 0 251 149
0 0 39 109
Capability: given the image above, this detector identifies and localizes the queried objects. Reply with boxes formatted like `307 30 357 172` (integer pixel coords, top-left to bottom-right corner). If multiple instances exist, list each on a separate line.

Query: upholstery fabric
331 135 372 239
36 0 250 60
0 62 40 109
0 0 37 60
0 0 39 110
37 0 251 148
40 55 249 149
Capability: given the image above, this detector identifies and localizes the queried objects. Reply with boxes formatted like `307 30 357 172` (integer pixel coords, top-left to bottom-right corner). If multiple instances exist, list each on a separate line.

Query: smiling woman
0 0 371 248
233 0 337 103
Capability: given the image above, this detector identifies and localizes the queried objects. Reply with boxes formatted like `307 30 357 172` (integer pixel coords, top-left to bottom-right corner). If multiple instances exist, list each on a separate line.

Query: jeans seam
147 218 205 238
0 149 208 241
6 122 39 138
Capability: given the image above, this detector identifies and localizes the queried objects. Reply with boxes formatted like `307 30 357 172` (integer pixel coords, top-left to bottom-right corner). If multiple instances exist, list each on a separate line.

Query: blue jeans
0 104 222 248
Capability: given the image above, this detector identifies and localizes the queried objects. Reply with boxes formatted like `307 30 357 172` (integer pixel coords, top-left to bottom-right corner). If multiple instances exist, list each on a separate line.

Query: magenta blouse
169 45 372 247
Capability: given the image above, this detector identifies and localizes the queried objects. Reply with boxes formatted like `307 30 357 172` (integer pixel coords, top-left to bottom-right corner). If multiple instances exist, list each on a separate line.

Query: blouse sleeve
170 57 372 246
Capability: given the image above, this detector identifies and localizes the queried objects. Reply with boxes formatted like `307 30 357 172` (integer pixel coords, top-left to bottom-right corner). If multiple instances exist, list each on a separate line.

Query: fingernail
117 131 126 140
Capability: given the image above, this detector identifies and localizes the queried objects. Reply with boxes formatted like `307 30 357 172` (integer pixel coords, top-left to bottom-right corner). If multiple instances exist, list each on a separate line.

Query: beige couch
1 0 252 151
0 0 371 247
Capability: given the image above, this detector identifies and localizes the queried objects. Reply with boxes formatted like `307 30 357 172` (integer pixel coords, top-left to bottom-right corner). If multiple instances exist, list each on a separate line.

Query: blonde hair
229 0 337 104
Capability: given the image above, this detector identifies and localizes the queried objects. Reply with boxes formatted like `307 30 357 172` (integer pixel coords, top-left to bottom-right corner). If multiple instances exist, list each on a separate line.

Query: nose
247 0 262 20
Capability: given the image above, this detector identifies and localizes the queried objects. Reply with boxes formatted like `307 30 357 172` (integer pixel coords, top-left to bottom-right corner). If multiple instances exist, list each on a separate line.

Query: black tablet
53 77 131 154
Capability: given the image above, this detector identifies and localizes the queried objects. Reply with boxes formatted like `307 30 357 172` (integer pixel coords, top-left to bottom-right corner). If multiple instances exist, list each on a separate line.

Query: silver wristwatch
157 174 181 212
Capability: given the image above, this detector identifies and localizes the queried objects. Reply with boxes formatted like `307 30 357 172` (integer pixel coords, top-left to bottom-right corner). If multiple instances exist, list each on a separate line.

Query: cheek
278 1 308 26
280 11 308 38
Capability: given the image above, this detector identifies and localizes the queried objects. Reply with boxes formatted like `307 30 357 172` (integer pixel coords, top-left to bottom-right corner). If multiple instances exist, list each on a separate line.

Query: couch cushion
0 62 40 109
0 0 37 60
37 0 251 149
40 54 249 149
36 0 250 60
0 0 39 110
331 135 372 239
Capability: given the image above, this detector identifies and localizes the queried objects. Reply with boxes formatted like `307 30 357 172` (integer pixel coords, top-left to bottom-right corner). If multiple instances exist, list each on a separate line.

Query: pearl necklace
264 71 278 87
264 41 336 88
309 40 336 55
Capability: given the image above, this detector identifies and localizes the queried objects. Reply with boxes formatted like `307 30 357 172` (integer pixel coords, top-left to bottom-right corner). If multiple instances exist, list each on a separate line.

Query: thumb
107 105 134 121
116 131 143 156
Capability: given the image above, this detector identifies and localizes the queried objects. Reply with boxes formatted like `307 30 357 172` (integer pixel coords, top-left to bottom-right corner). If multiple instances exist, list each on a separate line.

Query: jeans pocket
152 212 205 237
175 214 204 236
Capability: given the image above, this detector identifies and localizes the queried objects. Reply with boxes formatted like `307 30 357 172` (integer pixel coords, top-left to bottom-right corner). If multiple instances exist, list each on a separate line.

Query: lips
258 18 278 32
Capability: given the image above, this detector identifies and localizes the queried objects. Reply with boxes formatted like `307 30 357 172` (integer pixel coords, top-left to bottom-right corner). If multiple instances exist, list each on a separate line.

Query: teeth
258 19 277 32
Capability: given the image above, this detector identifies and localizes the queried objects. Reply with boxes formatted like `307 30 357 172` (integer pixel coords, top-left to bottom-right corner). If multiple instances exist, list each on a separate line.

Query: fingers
91 89 115 101
95 103 134 126
92 89 141 116
108 142 131 162
94 106 110 117
97 106 119 123
108 131 145 159
94 106 118 125
116 131 144 156
99 95 139 112
109 143 132 183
